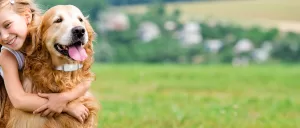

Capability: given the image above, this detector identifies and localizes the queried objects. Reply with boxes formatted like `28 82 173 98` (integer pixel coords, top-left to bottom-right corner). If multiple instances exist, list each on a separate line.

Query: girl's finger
33 104 48 114
37 93 50 98
77 115 84 124
81 113 86 122
85 107 89 113
41 109 51 117
48 112 55 117
84 110 89 119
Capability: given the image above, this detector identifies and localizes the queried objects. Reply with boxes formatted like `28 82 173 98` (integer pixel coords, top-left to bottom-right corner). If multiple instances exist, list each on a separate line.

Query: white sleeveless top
0 46 25 77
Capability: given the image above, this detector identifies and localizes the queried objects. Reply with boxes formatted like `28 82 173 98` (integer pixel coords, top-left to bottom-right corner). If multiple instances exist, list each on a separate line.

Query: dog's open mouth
54 41 87 61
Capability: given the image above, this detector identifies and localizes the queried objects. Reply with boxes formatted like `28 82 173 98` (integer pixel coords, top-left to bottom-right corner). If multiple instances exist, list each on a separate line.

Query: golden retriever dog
1 5 99 128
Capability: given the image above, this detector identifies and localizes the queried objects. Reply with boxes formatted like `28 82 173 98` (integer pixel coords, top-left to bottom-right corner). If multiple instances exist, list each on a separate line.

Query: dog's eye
54 17 63 23
78 17 83 22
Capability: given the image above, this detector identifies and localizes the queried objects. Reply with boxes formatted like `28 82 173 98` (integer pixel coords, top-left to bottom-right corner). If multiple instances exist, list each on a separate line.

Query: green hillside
93 64 300 128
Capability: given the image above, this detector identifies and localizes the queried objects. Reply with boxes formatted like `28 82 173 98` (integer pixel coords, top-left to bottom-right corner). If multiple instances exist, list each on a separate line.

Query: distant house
137 21 161 42
261 41 273 52
164 20 177 31
234 39 254 54
252 41 273 63
178 21 202 45
205 39 223 54
232 38 254 66
97 11 130 32
252 48 270 63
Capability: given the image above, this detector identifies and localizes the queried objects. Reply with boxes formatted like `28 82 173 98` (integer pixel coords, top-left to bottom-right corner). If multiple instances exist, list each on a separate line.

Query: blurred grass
119 0 300 32
91 64 300 128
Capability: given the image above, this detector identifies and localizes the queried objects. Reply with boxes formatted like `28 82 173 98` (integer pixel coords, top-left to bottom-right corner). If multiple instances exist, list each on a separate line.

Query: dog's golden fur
0 77 10 128
0 5 99 128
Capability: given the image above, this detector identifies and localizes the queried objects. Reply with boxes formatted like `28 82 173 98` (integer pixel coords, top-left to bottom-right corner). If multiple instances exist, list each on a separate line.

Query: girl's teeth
8 38 15 45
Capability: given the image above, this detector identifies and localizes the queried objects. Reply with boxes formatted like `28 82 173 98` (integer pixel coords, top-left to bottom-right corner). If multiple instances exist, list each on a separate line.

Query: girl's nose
0 30 9 42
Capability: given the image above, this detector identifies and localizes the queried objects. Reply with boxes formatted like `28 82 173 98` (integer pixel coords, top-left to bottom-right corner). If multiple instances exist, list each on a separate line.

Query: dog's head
36 5 94 66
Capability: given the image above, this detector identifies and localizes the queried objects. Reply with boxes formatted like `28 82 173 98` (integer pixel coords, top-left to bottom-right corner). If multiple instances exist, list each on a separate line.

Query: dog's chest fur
23 49 85 93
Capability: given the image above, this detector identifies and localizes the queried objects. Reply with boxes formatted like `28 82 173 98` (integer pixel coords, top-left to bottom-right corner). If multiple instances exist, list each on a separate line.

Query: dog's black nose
72 26 85 38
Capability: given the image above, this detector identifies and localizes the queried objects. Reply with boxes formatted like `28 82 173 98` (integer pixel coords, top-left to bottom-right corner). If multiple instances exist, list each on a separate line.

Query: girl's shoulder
0 49 18 67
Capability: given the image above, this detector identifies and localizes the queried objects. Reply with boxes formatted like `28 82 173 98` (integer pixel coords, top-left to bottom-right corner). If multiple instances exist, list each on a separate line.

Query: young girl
0 0 93 123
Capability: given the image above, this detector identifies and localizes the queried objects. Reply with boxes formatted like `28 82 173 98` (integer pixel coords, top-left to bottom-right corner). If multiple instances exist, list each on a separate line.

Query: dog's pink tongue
68 46 87 61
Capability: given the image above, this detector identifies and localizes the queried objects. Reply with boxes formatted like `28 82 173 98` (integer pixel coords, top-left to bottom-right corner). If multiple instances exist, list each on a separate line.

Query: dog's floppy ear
85 16 96 43
25 16 43 55
82 16 96 59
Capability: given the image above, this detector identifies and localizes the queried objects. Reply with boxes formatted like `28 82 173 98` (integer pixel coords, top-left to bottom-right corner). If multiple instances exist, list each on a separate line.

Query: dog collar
55 64 83 72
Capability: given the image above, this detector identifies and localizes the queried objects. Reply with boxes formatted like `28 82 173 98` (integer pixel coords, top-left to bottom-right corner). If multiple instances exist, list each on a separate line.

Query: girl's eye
4 23 12 29
54 17 63 23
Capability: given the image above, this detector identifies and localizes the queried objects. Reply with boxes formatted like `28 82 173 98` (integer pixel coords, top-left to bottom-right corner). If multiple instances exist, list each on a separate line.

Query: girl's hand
65 102 89 123
33 93 69 117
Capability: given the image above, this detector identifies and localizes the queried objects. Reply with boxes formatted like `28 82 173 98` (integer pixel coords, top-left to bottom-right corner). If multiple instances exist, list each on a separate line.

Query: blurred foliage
37 0 107 22
36 0 300 64
272 32 300 62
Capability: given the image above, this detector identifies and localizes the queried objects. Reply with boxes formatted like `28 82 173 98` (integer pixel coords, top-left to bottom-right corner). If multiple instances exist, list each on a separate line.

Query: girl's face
0 8 29 50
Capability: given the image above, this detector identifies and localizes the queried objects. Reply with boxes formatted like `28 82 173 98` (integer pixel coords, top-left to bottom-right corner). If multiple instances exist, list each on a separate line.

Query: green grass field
91 64 300 128
118 0 300 32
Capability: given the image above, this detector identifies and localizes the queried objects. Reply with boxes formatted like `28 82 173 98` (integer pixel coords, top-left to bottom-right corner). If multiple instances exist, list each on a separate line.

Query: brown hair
0 0 41 19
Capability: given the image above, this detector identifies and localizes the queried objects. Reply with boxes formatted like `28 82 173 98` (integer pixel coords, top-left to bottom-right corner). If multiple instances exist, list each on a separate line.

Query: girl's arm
33 79 92 114
0 50 47 112
63 79 92 102
0 50 90 121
